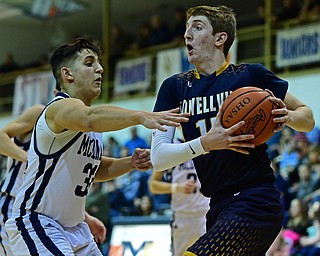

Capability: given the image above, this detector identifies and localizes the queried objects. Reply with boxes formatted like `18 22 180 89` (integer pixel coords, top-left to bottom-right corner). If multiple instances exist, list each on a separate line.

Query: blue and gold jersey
154 63 288 200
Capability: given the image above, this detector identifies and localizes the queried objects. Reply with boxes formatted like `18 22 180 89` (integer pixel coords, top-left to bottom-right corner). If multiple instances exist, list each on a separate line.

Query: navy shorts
185 185 284 256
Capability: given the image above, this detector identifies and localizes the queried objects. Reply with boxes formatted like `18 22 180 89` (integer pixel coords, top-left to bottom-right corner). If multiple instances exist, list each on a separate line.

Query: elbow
149 183 156 194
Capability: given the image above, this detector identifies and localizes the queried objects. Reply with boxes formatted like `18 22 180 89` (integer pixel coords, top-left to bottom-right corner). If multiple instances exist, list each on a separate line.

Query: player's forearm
0 133 27 162
86 105 144 132
95 156 134 181
151 137 205 171
287 106 314 132
149 181 172 194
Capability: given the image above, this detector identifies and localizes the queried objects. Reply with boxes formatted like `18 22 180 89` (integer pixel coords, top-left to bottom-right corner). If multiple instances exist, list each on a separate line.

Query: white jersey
0 135 31 197
165 140 210 256
164 142 210 214
11 93 103 228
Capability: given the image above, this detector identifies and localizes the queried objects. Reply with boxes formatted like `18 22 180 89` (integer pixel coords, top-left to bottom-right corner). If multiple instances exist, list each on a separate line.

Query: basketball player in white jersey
149 139 210 256
5 36 188 256
0 104 107 255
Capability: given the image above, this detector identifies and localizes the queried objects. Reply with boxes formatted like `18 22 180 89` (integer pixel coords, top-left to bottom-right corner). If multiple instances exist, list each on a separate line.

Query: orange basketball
221 86 279 146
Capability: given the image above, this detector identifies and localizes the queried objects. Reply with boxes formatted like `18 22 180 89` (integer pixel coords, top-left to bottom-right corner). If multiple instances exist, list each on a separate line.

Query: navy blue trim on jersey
0 137 30 195
15 216 38 255
3 161 21 195
32 91 84 159
30 213 64 256
30 157 59 212
33 129 83 159
15 213 64 256
1 193 12 223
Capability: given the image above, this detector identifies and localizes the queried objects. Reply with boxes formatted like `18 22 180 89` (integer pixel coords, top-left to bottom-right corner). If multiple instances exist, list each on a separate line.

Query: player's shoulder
228 62 265 72
177 70 195 81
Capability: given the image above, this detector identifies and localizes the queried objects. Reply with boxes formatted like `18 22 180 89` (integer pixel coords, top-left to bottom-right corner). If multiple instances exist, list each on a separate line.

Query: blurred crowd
2 0 319 77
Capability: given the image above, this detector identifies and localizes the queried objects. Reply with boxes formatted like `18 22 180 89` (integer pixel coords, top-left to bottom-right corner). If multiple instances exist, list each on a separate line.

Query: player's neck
195 59 226 76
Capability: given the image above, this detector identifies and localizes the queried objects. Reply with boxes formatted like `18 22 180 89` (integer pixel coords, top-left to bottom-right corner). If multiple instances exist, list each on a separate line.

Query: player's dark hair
49 35 102 88
186 5 236 58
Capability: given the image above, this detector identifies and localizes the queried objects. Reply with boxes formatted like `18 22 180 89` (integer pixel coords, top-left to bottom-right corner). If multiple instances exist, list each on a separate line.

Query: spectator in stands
131 22 152 50
132 195 155 216
149 14 172 46
124 127 149 155
0 53 19 73
281 198 310 254
279 128 300 185
296 200 320 255
256 2 266 24
299 0 320 22
294 133 310 165
308 144 320 181
114 145 152 215
274 0 302 23
104 136 121 157
294 163 320 201
26 53 49 68
172 6 186 45
273 155 291 211
109 24 132 80
104 180 130 217
306 126 320 145
285 198 310 236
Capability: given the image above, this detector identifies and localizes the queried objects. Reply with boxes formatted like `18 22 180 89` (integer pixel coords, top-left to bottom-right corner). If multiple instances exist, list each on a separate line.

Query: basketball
221 86 279 146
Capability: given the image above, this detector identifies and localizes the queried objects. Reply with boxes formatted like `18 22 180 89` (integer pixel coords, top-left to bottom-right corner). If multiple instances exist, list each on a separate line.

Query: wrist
171 183 178 193
135 110 146 125
200 136 210 152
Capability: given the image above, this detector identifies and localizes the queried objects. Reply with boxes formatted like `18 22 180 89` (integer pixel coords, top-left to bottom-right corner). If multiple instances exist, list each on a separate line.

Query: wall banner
12 71 55 116
114 56 151 95
276 23 320 67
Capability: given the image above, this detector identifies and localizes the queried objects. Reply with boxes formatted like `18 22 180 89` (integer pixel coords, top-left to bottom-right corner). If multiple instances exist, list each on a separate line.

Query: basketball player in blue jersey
149 139 210 256
151 5 315 256
0 105 108 255
4 36 188 256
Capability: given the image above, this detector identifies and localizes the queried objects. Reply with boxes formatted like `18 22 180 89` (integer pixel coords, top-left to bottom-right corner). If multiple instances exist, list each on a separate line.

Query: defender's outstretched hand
200 107 255 154
142 108 189 132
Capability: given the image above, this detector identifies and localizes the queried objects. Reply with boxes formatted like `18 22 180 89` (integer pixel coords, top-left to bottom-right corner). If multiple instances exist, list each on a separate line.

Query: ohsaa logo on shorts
152 129 157 136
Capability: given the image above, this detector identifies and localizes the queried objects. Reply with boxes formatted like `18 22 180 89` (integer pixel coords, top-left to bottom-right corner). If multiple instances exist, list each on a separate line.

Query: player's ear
215 32 227 46
61 67 73 81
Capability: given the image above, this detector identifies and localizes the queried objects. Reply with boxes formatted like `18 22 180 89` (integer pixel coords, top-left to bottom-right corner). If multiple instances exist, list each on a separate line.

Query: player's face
184 15 216 66
70 49 103 103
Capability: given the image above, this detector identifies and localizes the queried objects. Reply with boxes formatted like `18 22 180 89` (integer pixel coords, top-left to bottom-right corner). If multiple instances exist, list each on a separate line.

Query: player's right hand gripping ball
221 86 279 146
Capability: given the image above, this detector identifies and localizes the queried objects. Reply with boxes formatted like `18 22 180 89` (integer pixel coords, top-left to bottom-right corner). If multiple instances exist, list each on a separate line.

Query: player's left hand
86 214 107 244
266 89 288 132
131 148 152 171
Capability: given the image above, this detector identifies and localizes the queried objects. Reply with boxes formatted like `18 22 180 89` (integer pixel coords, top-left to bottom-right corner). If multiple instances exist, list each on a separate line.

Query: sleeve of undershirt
151 126 206 172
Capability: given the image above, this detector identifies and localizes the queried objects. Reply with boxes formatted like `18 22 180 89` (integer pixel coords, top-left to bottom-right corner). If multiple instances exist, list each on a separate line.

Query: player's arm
0 104 44 162
149 170 171 194
269 91 314 132
84 211 106 244
151 112 255 172
45 98 189 134
149 169 197 194
95 148 151 182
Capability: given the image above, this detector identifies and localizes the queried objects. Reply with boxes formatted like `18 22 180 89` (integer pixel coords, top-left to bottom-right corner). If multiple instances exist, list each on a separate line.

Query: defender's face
70 49 103 102
184 15 216 65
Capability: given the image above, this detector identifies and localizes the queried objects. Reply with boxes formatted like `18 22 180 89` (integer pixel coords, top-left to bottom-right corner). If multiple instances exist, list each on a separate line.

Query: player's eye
196 25 202 31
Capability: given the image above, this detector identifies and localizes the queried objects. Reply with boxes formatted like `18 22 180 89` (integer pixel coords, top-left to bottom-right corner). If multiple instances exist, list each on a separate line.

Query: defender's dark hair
49 36 102 89
186 5 236 58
